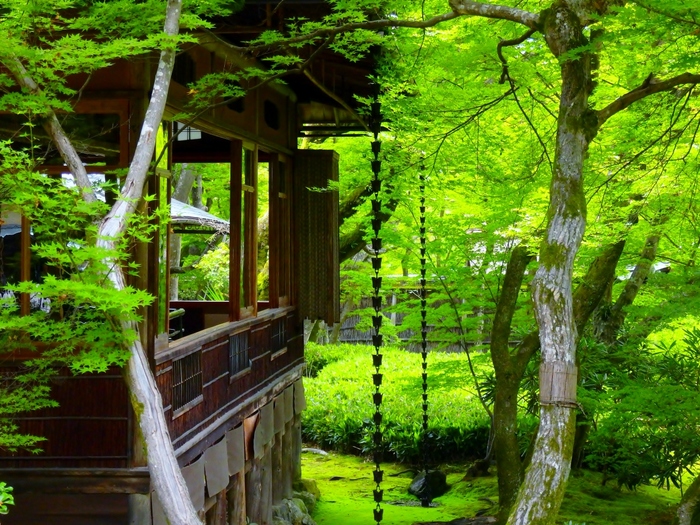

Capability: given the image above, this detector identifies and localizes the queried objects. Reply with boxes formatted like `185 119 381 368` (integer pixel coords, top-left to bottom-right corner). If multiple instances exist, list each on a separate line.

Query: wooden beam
0 468 150 494
282 420 294 500
272 431 284 505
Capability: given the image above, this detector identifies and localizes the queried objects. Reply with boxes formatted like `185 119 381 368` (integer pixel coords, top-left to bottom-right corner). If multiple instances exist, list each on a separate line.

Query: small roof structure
170 199 229 234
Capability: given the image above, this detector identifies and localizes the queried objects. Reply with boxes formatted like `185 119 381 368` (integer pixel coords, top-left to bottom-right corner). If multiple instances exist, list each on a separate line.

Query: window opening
0 113 123 169
229 331 250 376
174 122 202 142
167 161 233 336
271 317 286 352
263 100 280 130
257 161 270 303
172 351 203 413
0 206 23 308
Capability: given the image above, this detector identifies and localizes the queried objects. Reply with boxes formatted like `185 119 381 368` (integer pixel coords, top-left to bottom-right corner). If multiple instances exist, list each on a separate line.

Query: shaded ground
302 451 680 525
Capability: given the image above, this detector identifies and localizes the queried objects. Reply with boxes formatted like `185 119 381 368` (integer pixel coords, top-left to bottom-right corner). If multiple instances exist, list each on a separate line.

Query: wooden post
227 471 246 525
282 420 294 499
230 139 243 322
260 444 273 525
272 431 284 504
292 415 302 482
268 154 280 308
245 454 263 525
206 491 227 525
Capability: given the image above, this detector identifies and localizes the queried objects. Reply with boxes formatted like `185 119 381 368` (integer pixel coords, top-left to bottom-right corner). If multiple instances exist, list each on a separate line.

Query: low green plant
0 482 13 515
304 342 358 377
303 344 493 463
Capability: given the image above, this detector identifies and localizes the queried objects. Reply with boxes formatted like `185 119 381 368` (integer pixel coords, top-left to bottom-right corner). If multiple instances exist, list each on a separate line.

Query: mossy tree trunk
491 241 624 522
595 234 660 344
490 246 533 523
506 5 594 523
675 474 700 525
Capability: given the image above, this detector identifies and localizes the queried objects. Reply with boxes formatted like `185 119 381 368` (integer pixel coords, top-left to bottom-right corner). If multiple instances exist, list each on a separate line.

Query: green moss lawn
303 451 680 525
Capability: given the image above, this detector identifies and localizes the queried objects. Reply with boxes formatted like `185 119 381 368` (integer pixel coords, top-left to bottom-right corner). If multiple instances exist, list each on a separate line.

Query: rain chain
418 166 430 507
369 94 384 525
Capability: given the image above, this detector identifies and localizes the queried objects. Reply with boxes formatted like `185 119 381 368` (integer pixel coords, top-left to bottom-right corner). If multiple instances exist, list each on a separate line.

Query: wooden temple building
0 2 374 523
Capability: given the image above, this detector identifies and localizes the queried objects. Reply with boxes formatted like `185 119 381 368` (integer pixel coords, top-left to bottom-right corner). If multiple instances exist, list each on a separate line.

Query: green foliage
0 482 13 515
194 243 230 301
0 143 152 451
303 344 496 463
584 327 700 490
304 342 355 377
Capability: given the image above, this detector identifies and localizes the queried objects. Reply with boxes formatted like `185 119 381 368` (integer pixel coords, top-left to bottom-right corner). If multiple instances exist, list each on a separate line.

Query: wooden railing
154 307 303 450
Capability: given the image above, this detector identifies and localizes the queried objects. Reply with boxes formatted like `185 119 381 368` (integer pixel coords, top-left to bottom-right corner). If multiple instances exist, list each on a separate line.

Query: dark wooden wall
294 150 340 324
155 308 303 452
0 369 129 468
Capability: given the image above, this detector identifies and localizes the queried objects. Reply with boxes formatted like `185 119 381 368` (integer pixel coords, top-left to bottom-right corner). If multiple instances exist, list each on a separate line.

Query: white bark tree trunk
506 4 593 524
96 1 203 522
7 0 202 523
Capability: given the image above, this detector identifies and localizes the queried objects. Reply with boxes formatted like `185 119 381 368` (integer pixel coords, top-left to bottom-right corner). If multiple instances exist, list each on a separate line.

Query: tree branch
633 0 700 28
491 245 533 372
597 72 700 127
4 57 97 204
497 28 537 83
231 11 462 52
449 0 540 29
497 29 553 168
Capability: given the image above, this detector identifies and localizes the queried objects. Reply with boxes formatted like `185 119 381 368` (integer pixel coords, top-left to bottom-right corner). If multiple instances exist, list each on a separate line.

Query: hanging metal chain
369 92 384 525
417 163 434 508
419 165 429 476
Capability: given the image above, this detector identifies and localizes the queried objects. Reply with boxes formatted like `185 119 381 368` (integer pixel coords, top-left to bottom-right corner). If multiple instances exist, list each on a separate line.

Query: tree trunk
193 172 206 210
506 5 594 524
10 0 203 522
329 297 354 344
675 474 700 525
596 234 660 344
305 319 322 344
489 246 533 523
490 237 624 521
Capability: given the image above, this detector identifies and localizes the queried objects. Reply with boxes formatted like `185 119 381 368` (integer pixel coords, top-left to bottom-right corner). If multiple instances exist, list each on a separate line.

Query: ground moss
303 452 680 525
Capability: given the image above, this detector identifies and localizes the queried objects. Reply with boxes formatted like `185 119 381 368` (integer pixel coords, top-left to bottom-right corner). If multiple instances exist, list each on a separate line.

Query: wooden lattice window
172 351 203 413
271 317 286 352
229 331 250 376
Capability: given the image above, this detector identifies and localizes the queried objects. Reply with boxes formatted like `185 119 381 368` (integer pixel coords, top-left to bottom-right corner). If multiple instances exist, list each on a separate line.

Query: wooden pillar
206 491 227 525
246 455 263 525
292 415 302 482
260 445 273 525
282 420 294 498
272 431 284 504
229 139 243 322
227 471 246 525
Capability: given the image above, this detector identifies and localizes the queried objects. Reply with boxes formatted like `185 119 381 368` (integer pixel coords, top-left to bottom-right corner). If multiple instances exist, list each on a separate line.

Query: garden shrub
302 345 493 463
304 342 358 378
